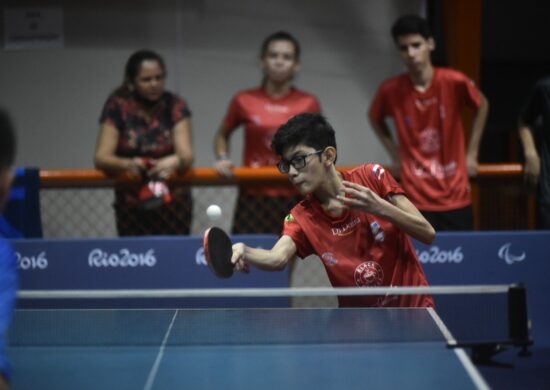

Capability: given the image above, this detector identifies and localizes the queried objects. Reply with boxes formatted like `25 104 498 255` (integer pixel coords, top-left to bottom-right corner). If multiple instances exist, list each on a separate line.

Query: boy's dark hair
391 14 433 42
0 108 16 169
271 113 337 161
260 31 301 60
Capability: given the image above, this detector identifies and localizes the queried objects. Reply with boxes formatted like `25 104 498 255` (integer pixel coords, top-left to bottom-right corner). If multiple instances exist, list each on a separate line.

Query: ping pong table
6 307 489 389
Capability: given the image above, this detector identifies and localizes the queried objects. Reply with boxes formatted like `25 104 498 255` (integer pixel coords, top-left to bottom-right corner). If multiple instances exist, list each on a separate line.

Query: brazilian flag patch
284 214 295 224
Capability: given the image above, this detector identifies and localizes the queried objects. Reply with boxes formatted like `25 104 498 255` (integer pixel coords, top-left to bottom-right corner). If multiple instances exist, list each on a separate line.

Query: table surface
7 307 489 390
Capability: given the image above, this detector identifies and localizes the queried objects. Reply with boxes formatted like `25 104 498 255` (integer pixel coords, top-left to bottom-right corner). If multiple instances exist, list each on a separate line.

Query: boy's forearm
240 236 297 271
242 246 288 271
373 194 435 244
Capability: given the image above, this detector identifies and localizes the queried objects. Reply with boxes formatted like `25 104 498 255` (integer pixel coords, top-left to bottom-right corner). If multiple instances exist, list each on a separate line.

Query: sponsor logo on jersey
354 261 384 287
265 103 289 113
251 114 262 125
498 243 526 265
410 159 457 179
331 217 360 236
415 96 438 111
419 127 441 154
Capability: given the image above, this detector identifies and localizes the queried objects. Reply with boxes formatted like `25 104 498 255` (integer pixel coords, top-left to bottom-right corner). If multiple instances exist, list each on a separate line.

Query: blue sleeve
0 238 18 381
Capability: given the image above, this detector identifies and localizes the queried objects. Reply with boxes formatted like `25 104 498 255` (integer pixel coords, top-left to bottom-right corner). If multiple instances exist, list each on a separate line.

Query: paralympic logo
497 243 526 265
196 247 207 266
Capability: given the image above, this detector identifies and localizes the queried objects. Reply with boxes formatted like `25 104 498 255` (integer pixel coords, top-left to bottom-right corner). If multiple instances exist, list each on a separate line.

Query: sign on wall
3 6 64 50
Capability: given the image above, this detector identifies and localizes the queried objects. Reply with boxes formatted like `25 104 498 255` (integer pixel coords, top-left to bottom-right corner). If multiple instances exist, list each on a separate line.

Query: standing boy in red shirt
368 15 489 230
232 113 435 308
213 31 321 234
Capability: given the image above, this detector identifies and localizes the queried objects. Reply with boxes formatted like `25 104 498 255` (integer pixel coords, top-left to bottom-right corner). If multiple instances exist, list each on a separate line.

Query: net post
507 283 532 355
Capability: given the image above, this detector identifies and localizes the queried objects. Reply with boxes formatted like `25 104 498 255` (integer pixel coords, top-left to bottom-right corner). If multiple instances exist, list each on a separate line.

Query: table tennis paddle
203 227 234 278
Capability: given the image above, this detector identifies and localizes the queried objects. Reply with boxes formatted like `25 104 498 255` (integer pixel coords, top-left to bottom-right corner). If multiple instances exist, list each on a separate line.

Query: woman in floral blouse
95 50 194 235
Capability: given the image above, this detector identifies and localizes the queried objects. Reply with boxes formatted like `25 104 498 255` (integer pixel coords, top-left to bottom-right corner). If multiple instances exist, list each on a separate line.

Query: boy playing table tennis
232 113 435 307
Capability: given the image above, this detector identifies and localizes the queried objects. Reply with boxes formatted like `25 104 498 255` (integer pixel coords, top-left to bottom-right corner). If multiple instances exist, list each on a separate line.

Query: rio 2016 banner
12 235 288 309
413 231 549 347
11 231 550 346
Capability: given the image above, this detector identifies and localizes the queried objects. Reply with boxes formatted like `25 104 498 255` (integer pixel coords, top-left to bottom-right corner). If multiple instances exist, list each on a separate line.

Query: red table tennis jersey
223 87 321 196
369 68 483 211
283 164 434 307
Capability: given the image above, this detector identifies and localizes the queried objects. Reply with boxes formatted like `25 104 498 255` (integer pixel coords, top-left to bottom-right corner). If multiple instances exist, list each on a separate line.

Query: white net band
17 285 512 299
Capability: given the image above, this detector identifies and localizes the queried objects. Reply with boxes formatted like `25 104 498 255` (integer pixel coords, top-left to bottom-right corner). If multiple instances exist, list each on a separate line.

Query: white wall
0 0 425 169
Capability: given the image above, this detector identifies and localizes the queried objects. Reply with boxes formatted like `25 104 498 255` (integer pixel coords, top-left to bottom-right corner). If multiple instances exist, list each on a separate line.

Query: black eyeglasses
276 150 324 173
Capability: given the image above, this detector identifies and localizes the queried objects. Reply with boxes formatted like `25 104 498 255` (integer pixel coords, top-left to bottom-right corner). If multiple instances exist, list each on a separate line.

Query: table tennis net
12 284 532 352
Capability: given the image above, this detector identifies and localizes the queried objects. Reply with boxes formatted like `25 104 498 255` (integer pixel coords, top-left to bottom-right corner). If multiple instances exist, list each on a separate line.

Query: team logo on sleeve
372 164 385 180
284 214 296 224
321 252 338 266
370 221 385 242
354 261 384 287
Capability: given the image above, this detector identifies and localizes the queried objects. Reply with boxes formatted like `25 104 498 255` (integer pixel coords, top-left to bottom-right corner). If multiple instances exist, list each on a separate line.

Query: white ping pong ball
206 204 222 221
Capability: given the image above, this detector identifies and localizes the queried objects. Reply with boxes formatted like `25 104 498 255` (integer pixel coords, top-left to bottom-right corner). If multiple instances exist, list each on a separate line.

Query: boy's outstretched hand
336 180 386 215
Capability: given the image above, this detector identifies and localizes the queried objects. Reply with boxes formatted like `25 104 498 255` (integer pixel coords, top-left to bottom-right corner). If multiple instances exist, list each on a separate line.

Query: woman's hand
214 158 235 178
147 155 180 180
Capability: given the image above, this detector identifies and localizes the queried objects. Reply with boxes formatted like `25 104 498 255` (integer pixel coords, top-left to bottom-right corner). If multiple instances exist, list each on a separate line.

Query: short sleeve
281 213 314 259
457 73 482 109
369 84 389 123
222 94 244 130
171 95 192 123
358 163 405 200
99 96 123 129
309 96 322 114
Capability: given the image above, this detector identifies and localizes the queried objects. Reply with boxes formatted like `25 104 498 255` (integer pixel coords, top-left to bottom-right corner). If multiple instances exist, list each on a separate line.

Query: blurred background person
0 108 19 390
518 76 550 229
95 50 194 236
368 15 489 231
213 31 321 234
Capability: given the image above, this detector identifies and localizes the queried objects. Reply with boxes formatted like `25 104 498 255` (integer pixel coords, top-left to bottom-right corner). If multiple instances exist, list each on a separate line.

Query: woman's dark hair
260 31 301 60
113 50 166 97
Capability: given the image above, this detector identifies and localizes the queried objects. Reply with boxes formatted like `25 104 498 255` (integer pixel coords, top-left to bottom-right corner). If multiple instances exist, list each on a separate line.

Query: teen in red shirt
213 31 321 233
232 113 435 308
368 15 489 230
